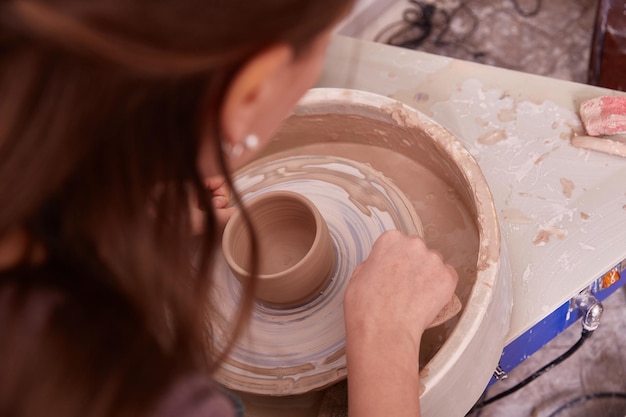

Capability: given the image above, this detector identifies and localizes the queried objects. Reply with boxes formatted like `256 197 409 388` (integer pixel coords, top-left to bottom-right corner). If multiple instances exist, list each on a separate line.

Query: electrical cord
510 0 542 18
466 328 595 414
547 392 626 416
375 0 543 53
373 1 440 49
374 0 473 50
467 289 605 415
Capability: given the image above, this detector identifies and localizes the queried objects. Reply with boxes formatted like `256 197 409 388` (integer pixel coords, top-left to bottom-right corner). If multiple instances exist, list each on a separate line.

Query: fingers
344 230 459 342
212 195 229 209
214 206 236 232
430 248 445 263
205 176 231 208
445 263 459 282
190 176 236 234
204 175 233 210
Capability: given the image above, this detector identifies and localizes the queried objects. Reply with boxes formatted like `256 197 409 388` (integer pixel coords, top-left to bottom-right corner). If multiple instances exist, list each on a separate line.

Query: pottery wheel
213 154 423 395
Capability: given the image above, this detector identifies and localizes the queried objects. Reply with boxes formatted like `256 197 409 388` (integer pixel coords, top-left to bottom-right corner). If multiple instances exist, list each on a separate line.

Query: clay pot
222 190 335 306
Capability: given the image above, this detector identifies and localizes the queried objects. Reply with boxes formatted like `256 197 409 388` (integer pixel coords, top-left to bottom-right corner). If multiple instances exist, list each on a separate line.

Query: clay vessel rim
222 190 330 280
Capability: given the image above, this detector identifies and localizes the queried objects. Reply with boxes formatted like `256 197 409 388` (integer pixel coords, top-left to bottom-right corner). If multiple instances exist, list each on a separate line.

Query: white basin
219 88 512 416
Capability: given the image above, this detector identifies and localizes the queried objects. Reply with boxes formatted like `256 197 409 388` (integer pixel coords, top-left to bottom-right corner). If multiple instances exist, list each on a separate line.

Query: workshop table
317 35 626 379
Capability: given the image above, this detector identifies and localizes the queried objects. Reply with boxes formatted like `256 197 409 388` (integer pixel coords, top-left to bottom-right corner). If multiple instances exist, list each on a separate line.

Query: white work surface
318 36 626 343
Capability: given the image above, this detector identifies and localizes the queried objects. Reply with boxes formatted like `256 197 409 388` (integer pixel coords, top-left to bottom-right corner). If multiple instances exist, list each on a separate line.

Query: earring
244 134 259 150
223 134 259 158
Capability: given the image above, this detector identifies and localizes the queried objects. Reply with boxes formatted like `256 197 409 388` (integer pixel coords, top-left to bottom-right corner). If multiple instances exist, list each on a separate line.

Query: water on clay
213 114 480 396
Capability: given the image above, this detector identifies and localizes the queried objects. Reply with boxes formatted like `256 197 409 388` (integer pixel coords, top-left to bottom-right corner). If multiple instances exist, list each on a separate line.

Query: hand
344 229 458 351
343 230 458 417
190 176 236 234
205 176 236 228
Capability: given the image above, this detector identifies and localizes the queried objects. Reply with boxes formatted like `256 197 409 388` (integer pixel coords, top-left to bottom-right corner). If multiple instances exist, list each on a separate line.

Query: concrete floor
344 0 597 83
339 1 626 415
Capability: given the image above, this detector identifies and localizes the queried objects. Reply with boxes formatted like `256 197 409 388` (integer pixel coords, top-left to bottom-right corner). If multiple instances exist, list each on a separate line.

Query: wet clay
428 293 462 328
560 178 575 199
264 143 478 368
213 153 428 395
213 112 481 396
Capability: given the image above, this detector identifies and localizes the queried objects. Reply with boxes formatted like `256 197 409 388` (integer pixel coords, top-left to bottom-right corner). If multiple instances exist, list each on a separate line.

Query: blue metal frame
488 258 626 386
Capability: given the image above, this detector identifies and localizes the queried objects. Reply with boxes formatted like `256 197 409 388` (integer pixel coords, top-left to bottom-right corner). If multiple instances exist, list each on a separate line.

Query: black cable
467 329 595 414
432 2 478 49
375 0 543 54
547 392 626 417
509 0 542 18
374 1 439 49
470 391 487 417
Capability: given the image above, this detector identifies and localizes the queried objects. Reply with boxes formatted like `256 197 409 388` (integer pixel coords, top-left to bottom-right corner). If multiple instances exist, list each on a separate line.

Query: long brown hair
0 0 353 416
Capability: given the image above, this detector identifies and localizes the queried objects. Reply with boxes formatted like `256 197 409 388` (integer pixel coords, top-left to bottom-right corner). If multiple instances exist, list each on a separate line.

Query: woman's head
0 0 353 229
0 0 353 413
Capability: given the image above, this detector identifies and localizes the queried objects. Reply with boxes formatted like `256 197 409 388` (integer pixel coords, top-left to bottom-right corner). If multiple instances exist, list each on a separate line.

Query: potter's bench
317 35 626 413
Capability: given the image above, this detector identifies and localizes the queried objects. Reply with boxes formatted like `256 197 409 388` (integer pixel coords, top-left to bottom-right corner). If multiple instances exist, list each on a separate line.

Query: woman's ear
219 44 293 149
198 32 330 177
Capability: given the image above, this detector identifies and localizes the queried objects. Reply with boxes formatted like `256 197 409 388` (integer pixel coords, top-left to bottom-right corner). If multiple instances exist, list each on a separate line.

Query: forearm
342 231 458 417
346 328 423 417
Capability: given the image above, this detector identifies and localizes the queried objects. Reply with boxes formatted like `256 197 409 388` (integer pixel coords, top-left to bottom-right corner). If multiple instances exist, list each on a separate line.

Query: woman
0 1 458 416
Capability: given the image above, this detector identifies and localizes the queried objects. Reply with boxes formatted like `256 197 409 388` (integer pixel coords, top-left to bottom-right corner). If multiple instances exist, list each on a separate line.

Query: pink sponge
579 96 626 137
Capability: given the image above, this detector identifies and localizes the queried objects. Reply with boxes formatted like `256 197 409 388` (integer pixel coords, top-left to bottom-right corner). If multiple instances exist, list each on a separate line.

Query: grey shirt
0 281 239 417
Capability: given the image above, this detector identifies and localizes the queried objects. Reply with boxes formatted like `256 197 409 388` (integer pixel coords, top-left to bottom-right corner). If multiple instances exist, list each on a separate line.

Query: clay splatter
501 208 532 224
477 129 508 145
534 151 550 165
497 107 517 122
560 178 575 198
413 92 429 102
533 226 568 246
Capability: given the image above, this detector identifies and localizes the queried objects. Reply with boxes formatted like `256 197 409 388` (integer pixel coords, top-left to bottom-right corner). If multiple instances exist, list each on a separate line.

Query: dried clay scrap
571 96 626 157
